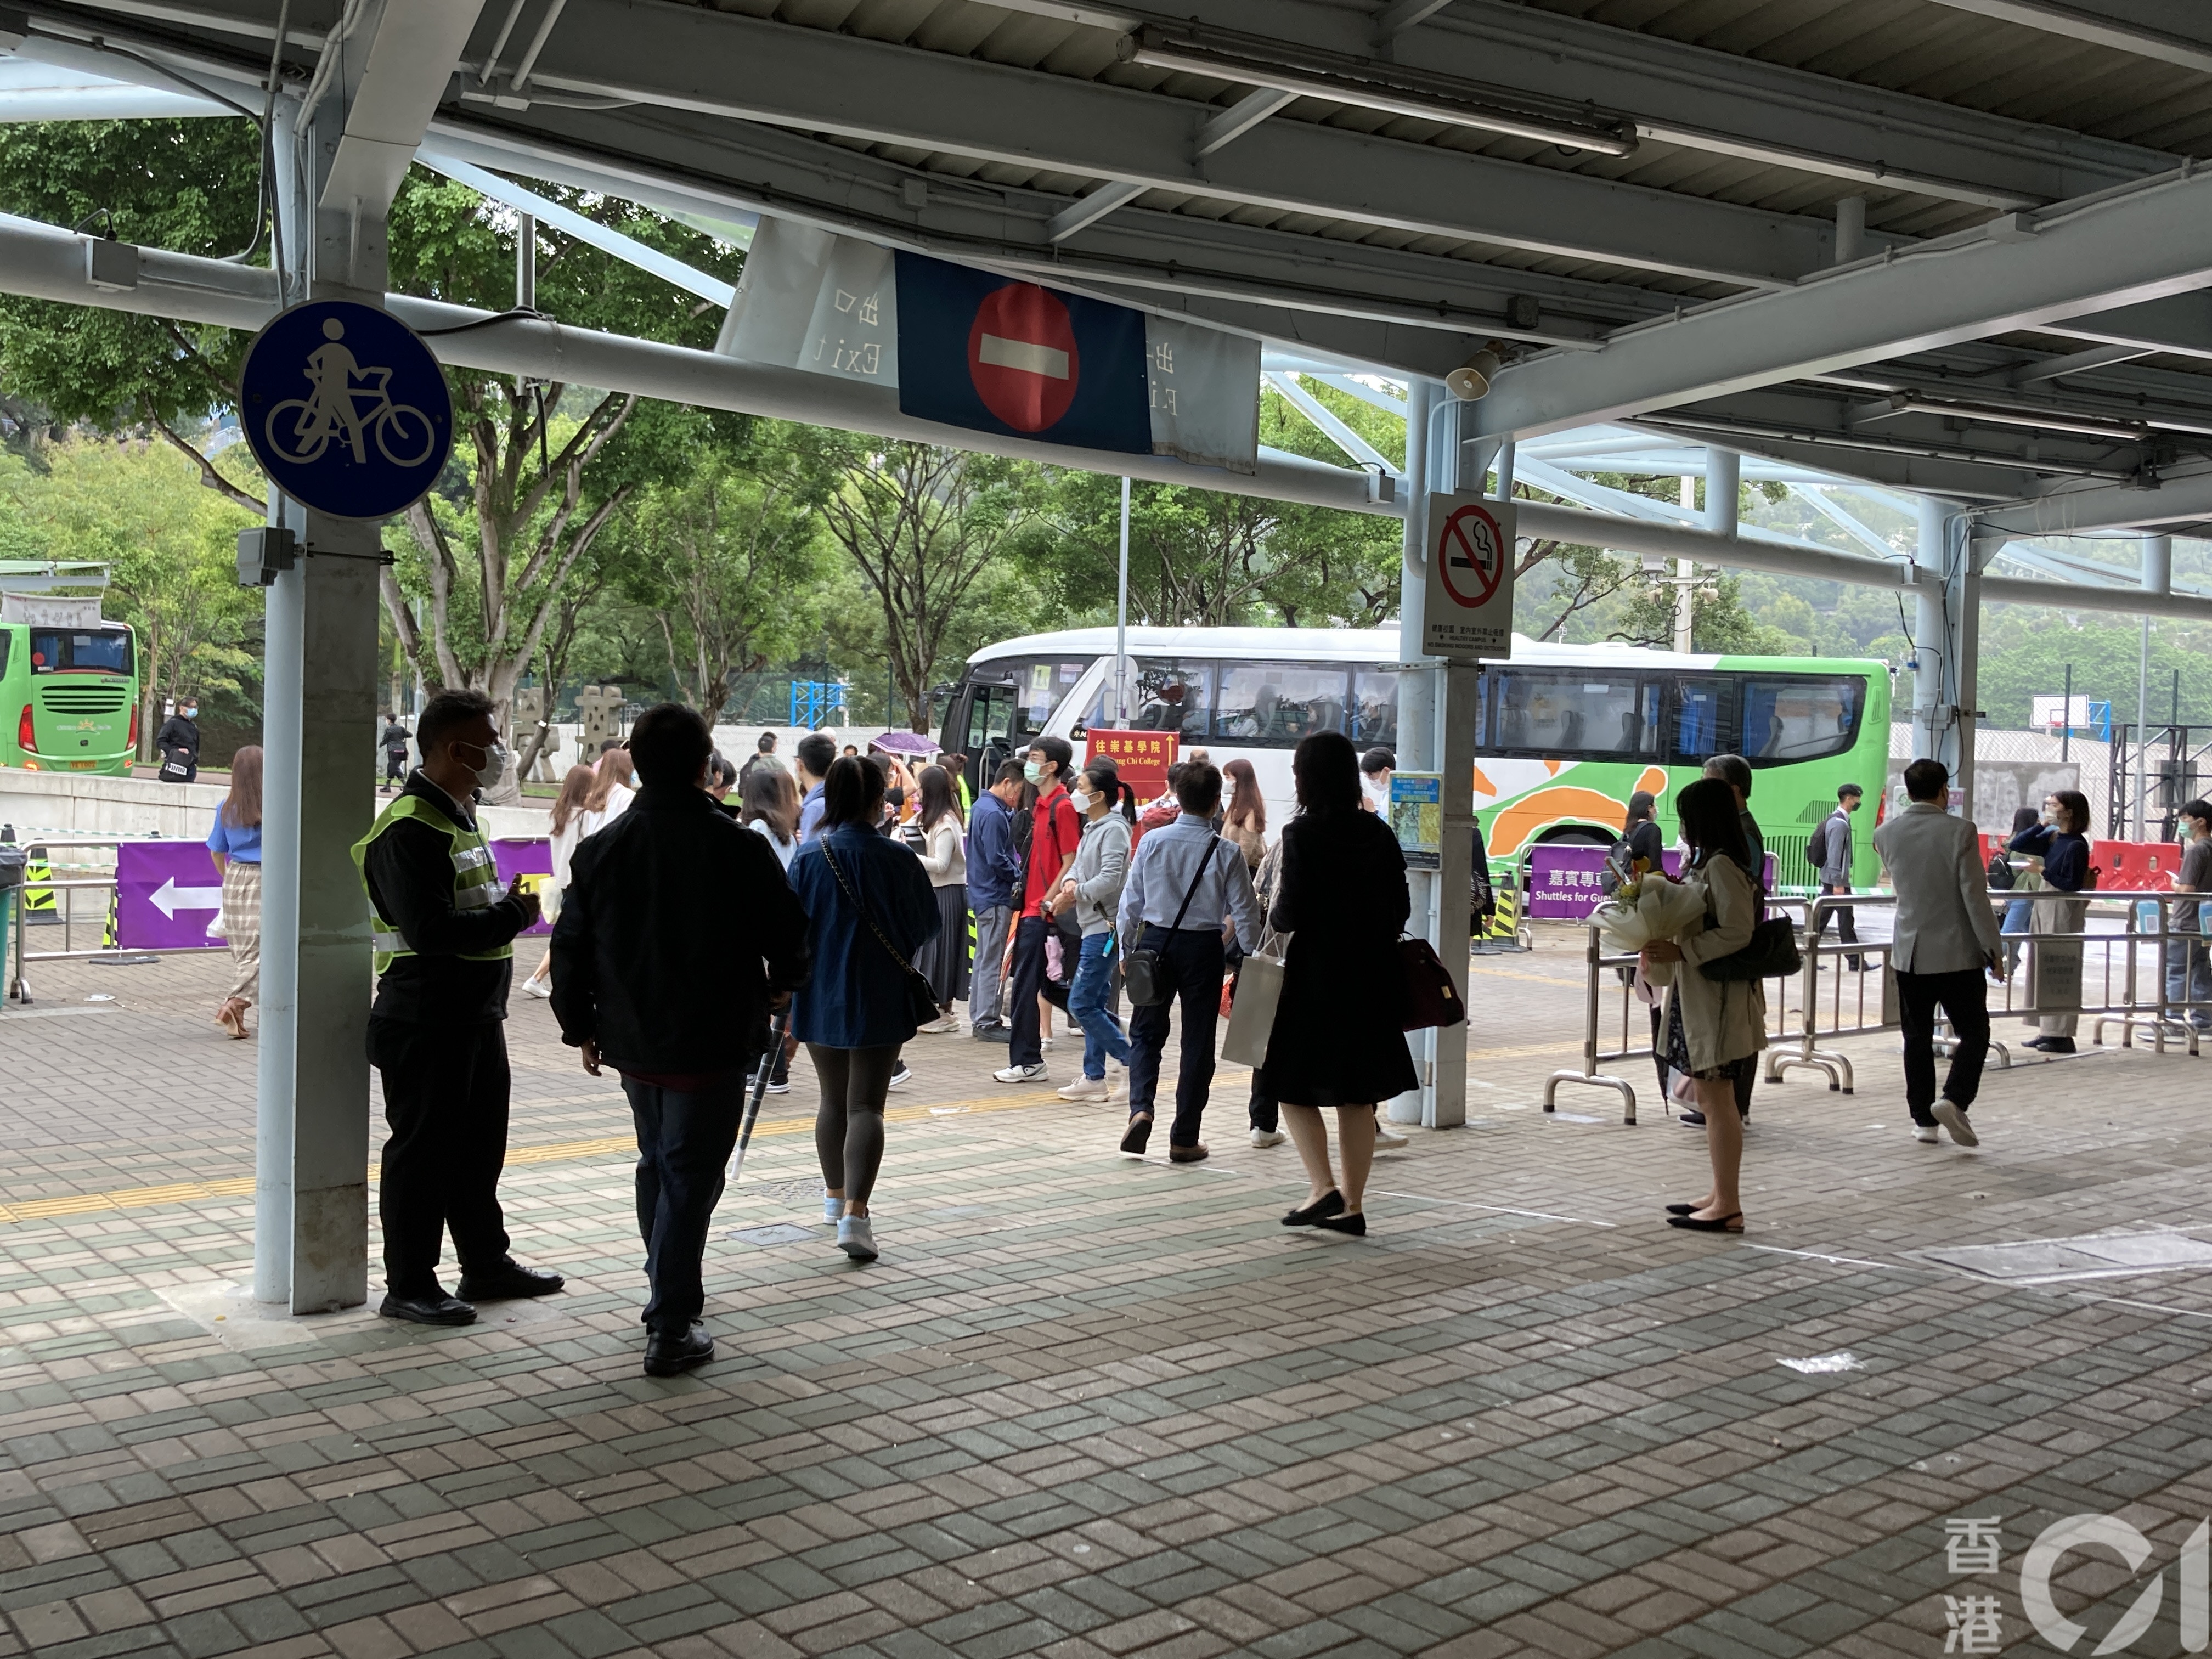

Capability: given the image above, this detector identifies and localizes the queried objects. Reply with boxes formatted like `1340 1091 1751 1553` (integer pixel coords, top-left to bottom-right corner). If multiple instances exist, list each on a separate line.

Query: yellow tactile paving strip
0 1088 1064 1226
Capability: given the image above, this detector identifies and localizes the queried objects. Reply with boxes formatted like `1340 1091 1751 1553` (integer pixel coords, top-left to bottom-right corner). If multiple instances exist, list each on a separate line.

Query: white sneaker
522 978 552 999
1106 1065 1128 1104
763 1080 791 1095
1057 1076 1111 1101
995 1063 1048 1084
1912 1123 1940 1143
1250 1128 1286 1148
921 1015 959 1034
1041 1036 1056 1051
1373 1125 1410 1150
837 1216 877 1260
1933 1099 1979 1147
887 1064 912 1091
822 1192 844 1224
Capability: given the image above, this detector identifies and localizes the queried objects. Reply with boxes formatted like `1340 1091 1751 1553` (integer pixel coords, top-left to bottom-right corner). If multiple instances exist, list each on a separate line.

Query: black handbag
1400 934 1467 1030
1124 838 1221 1007
821 844 941 1028
1700 917 1802 981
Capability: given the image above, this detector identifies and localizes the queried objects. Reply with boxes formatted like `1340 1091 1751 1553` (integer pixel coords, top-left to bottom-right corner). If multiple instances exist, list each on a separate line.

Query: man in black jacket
155 699 200 782
551 702 810 1377
356 689 551 1326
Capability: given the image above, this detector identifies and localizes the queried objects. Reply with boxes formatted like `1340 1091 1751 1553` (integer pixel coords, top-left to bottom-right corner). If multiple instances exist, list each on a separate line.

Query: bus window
31 628 132 675
962 683 1018 775
1672 676 1736 764
1215 662 1349 747
1742 676 1861 762
1488 669 1651 759
1015 659 1087 727
1130 659 1212 739
1350 668 1397 748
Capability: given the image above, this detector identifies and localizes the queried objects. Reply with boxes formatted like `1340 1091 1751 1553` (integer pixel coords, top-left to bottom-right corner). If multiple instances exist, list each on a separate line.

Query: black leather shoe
379 1291 476 1326
456 1261 565 1301
644 1322 714 1378
1282 1189 1345 1227
1119 1112 1153 1155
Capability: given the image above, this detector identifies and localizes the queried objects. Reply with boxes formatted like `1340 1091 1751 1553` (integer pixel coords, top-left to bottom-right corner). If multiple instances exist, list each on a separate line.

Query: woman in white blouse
911 765 968 1033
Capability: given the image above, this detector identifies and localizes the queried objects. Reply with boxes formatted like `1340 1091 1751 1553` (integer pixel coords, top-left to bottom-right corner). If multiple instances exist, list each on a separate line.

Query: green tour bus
947 627 1892 889
0 563 140 776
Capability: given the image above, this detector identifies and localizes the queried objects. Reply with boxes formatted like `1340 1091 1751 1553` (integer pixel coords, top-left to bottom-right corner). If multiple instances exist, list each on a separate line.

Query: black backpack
1987 848 2016 891
1805 814 1833 871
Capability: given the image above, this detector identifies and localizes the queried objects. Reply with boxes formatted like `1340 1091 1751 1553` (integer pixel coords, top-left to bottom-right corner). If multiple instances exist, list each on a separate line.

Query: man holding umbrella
552 702 809 1377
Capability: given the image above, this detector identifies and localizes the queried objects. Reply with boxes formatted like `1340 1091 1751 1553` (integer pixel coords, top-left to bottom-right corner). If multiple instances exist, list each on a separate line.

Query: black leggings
810 1043 898 1206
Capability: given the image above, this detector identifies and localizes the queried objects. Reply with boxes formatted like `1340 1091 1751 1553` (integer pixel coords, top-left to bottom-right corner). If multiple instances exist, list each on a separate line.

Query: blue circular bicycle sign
239 300 453 520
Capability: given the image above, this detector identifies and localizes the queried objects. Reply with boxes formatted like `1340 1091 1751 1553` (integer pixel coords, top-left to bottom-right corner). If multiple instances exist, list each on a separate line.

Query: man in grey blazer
1871 758 2005 1147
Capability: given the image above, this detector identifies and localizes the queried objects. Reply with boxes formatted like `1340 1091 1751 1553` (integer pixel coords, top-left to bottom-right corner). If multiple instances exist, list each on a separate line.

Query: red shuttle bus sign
1422 493 1516 661
1086 729 1179 803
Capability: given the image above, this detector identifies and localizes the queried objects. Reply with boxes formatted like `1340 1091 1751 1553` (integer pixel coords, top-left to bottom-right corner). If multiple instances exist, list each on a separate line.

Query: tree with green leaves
3 437 262 752
613 424 832 719
799 435 1037 733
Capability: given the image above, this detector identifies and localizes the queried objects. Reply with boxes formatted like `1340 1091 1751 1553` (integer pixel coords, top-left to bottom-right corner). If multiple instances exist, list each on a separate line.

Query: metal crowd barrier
1544 883 2212 1125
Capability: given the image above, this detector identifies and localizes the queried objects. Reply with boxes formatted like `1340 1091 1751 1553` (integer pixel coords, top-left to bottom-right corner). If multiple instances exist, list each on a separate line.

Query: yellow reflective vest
350 792 510 975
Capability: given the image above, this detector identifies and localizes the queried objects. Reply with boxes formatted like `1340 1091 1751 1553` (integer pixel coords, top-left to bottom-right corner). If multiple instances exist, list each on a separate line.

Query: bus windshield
30 627 132 675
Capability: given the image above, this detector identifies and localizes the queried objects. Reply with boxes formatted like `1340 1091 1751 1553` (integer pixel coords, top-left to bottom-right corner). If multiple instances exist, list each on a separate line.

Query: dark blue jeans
623 1074 744 1336
1126 925 1225 1149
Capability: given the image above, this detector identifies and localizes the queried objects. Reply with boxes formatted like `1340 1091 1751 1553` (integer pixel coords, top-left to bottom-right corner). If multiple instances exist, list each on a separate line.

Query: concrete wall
0 769 550 862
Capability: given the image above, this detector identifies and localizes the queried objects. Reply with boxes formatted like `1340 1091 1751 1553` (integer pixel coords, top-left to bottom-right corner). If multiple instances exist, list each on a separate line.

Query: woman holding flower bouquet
1639 778 1765 1233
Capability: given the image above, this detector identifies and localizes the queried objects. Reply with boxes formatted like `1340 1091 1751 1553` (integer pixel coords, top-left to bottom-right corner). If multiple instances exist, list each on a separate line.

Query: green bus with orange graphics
949 627 1889 888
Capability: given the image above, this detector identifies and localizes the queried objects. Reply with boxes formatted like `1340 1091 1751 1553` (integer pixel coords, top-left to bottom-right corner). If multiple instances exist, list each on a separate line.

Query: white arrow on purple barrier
150 877 223 919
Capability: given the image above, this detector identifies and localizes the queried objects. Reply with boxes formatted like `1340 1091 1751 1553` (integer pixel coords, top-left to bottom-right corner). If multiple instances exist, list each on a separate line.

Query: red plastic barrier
1980 833 2183 891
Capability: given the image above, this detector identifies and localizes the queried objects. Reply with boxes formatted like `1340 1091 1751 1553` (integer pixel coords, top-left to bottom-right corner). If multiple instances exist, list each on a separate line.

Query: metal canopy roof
10 0 2212 539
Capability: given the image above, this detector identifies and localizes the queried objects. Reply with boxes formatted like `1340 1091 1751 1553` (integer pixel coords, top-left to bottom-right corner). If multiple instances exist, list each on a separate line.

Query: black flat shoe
379 1291 476 1326
456 1261 565 1301
643 1321 714 1378
1666 1212 1745 1233
1313 1211 1367 1237
1665 1202 1706 1216
1120 1113 1154 1155
1282 1189 1345 1227
1678 1110 1706 1127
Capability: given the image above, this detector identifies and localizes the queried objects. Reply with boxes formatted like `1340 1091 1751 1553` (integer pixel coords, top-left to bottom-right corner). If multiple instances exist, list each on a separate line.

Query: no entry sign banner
1423 492 1516 661
115 842 226 950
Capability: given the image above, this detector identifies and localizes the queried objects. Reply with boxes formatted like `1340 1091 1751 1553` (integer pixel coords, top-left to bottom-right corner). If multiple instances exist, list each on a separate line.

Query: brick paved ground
2 933 2210 1657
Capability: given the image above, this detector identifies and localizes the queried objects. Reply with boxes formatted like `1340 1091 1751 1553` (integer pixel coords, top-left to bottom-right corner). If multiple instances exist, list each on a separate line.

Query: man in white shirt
1872 758 2004 1148
1115 762 1262 1163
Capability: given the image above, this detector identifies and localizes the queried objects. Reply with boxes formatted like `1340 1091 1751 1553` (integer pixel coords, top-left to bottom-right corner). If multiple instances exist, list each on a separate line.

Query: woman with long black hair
911 764 969 1034
788 757 940 1261
2010 787 2094 1053
1640 777 1764 1233
1262 731 1418 1237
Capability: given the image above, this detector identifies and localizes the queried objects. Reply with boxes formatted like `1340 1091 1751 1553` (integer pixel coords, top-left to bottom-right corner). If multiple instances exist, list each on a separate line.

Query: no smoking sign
1422 492 1516 661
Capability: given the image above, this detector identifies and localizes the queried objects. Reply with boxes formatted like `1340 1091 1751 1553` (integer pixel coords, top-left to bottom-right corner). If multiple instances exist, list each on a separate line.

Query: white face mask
1069 789 1093 814
461 740 507 791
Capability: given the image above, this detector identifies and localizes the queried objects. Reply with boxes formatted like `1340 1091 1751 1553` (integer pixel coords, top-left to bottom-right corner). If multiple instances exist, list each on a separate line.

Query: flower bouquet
1591 865 1707 987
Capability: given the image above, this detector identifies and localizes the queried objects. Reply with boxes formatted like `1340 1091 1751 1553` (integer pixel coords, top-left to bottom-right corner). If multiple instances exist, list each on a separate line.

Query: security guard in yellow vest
356 689 555 1327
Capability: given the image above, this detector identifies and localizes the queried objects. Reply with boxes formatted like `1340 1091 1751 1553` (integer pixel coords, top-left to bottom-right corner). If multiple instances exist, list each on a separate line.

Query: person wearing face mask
1054 766 1137 1101
156 697 201 783
2009 788 2095 1053
353 689 555 1327
995 736 1082 1084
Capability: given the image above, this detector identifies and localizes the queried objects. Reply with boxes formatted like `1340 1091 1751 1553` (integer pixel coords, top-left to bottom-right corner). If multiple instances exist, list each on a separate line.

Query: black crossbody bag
1123 837 1221 1008
821 843 941 1028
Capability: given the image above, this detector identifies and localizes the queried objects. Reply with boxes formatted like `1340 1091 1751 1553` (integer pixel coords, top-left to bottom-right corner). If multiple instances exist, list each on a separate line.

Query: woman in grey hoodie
1052 764 1138 1101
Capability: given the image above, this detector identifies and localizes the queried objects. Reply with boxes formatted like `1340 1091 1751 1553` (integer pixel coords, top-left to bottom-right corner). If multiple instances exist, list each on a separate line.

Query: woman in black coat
1260 731 1419 1236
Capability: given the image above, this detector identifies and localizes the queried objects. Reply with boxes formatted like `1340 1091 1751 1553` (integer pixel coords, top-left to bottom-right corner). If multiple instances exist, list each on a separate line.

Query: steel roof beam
423 114 1679 367
1477 170 2212 439
1918 0 2212 75
437 2 1846 287
2041 291 2212 362
945 0 2175 210
1976 464 2212 536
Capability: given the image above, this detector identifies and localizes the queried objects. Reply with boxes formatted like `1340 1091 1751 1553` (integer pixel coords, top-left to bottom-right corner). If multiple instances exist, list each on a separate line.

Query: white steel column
1391 379 1436 1127
1912 496 1981 812
1674 476 1695 654
2138 535 2172 839
256 0 483 1313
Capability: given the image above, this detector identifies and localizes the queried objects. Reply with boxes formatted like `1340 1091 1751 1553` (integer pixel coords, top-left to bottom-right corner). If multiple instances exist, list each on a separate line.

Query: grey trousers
968 902 1013 1029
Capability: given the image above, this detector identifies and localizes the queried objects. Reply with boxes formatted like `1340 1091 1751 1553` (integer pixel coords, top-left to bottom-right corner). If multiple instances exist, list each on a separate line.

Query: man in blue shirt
964 761 1027 1040
1115 762 1262 1163
794 731 836 845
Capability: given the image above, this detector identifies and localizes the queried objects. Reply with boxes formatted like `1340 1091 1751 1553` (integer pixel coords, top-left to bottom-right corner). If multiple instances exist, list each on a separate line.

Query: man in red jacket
996 735 1081 1084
